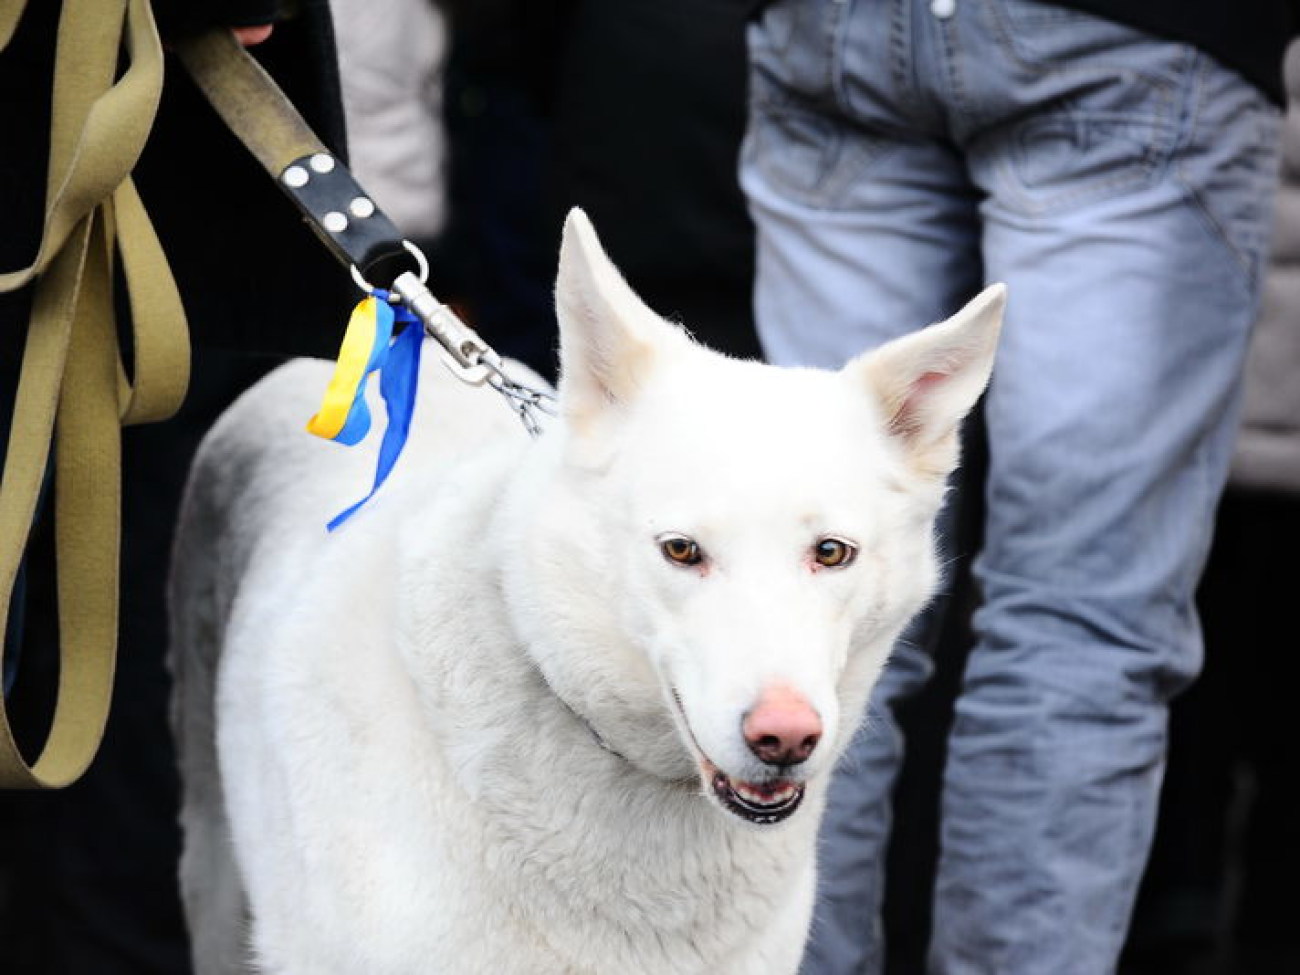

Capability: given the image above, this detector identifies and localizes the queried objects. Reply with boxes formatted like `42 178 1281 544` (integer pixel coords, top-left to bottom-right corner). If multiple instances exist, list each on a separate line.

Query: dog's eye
813 537 857 568
659 534 703 567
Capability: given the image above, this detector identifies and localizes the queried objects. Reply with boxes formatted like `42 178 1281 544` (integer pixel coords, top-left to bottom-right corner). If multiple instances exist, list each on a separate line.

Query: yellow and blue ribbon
307 292 423 530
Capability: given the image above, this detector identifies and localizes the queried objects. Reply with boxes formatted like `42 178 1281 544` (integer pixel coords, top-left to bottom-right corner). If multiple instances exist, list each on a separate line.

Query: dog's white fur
169 209 1003 974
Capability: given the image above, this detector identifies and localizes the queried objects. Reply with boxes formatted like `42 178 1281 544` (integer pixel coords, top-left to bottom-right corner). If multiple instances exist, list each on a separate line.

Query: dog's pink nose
743 685 822 766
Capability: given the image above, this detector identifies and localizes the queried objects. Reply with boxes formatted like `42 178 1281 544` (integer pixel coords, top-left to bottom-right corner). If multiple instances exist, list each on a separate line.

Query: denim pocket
976 2 1194 217
752 0 801 56
744 88 894 209
747 0 840 96
999 112 1177 215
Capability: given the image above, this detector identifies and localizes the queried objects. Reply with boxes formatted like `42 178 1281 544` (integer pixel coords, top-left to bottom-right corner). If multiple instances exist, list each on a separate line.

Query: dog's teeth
734 781 795 805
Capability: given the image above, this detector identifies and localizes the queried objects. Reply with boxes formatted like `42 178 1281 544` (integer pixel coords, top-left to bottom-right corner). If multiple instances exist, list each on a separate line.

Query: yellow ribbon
306 295 391 443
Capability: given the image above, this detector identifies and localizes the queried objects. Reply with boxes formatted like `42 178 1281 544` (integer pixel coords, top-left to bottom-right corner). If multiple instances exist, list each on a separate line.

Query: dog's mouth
704 760 806 826
670 688 806 826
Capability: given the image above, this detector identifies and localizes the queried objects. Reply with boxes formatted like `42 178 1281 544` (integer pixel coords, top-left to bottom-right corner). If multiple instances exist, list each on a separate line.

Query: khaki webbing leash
0 0 188 788
171 27 329 179
173 28 414 282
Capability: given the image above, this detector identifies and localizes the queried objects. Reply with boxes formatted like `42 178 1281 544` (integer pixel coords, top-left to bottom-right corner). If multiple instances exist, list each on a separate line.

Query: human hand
232 24 274 46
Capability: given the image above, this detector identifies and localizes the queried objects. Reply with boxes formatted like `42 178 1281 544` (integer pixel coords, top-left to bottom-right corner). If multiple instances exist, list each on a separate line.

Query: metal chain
481 359 558 438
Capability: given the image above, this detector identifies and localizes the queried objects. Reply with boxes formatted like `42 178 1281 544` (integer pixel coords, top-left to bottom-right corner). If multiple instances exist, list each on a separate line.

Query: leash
174 30 556 528
0 0 188 788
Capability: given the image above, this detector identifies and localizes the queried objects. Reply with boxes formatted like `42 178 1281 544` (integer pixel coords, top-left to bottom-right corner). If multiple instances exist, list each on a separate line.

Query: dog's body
170 211 1003 974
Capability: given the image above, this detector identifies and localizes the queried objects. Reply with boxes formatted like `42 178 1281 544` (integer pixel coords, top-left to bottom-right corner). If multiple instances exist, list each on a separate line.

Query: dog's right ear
554 208 686 434
848 284 1005 479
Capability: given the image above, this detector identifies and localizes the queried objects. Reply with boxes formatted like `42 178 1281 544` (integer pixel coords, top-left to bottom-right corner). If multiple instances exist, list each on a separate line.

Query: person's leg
930 6 1282 972
741 4 982 970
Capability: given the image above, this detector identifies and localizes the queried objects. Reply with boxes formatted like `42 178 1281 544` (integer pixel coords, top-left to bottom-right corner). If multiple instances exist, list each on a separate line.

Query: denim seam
888 0 909 113
830 0 852 118
1145 41 1196 184
1174 57 1269 287
885 0 932 126
1173 430 1216 672
938 12 971 131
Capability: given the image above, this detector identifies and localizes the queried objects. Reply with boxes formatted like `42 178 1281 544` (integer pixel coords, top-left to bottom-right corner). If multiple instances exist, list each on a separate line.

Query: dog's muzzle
670 688 807 826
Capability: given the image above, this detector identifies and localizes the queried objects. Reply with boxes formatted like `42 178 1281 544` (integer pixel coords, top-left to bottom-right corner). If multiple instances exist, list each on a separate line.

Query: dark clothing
1122 491 1300 975
135 1 352 358
549 0 762 361
438 0 763 380
152 0 283 35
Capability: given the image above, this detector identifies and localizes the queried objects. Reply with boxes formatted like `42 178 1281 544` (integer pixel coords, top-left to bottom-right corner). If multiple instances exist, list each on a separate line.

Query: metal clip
351 245 557 436
391 270 496 385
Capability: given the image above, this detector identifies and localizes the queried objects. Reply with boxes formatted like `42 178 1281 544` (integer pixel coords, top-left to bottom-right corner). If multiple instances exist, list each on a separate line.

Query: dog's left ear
848 284 1006 477
553 208 687 433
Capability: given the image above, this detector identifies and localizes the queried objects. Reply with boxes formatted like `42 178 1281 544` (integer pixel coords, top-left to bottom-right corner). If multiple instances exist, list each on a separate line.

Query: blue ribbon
326 291 423 531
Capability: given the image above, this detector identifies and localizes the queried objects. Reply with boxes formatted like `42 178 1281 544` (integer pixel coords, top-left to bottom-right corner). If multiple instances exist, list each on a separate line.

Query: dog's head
507 209 1003 828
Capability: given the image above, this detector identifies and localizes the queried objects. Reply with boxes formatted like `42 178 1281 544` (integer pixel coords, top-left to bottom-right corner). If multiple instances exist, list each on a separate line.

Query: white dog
168 209 1003 974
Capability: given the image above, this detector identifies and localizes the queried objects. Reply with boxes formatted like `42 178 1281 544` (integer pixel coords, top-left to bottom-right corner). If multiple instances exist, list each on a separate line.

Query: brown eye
659 534 703 566
813 537 857 568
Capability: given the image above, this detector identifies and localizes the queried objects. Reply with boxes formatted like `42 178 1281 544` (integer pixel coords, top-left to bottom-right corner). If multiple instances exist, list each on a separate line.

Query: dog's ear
849 284 1005 477
554 208 684 431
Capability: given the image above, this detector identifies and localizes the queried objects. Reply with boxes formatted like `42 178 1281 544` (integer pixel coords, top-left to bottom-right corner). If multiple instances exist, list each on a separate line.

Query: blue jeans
740 2 1281 972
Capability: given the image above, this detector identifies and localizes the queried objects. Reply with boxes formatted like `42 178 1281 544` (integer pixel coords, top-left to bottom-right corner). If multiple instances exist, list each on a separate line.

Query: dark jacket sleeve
134 0 354 358
151 0 283 37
